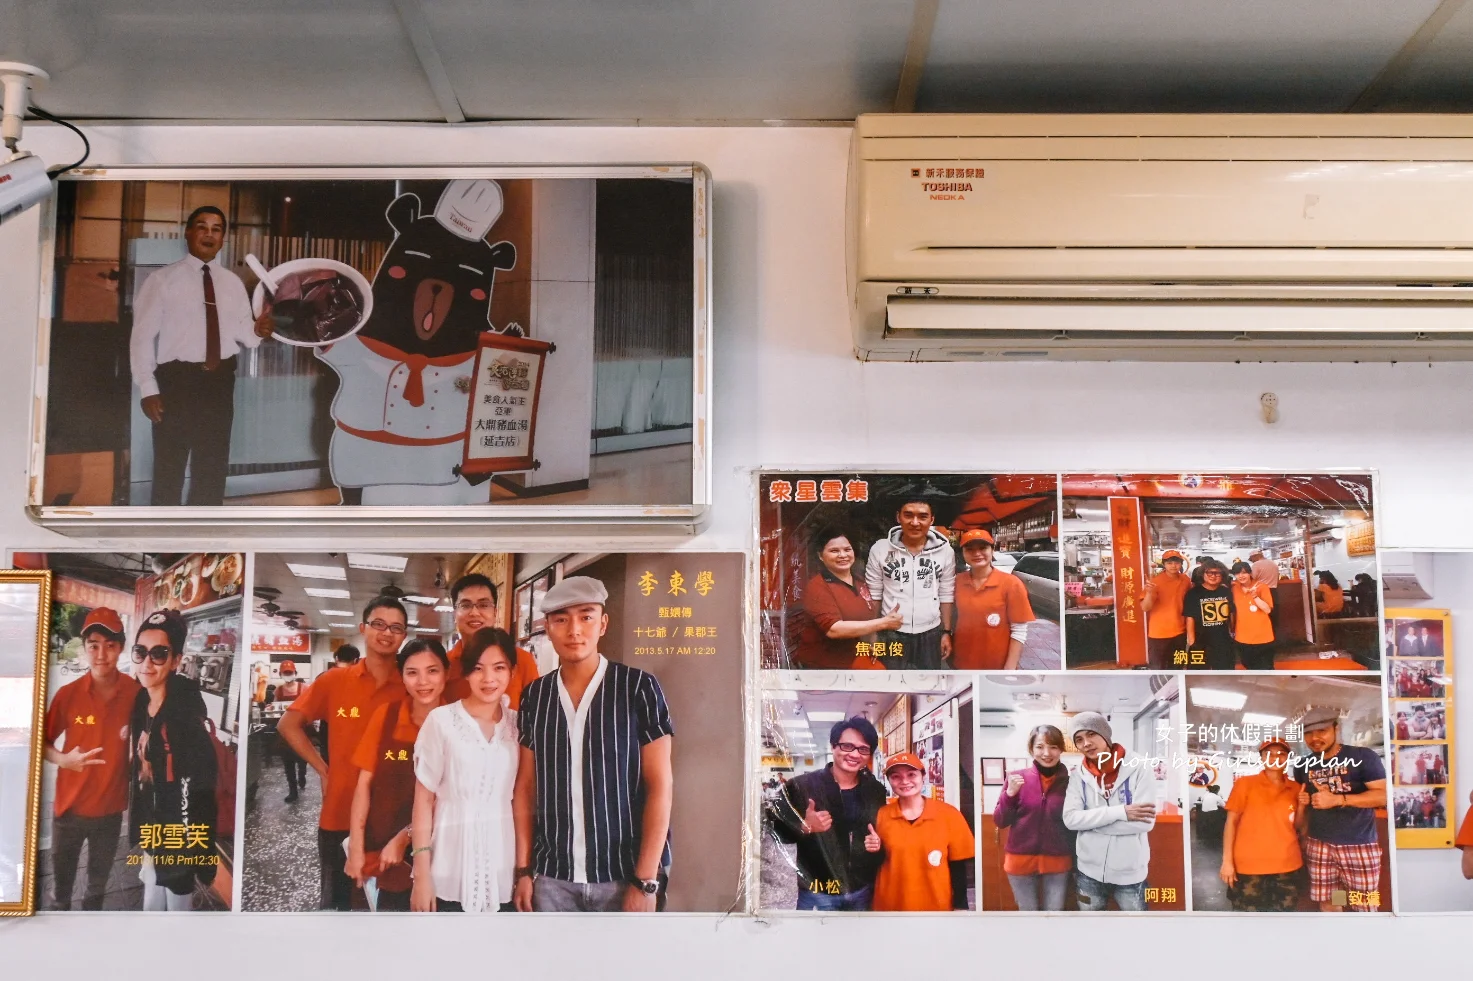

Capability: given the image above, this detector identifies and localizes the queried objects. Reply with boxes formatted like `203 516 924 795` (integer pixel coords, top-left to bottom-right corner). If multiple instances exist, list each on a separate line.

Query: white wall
1388 550 1473 912
3 122 1471 979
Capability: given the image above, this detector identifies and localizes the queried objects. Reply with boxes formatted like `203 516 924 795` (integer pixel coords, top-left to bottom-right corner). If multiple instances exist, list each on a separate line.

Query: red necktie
202 264 221 370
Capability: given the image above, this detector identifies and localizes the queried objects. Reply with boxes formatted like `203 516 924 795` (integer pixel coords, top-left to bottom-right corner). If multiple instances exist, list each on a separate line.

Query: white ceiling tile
7 0 445 120
421 0 913 120
917 0 1449 112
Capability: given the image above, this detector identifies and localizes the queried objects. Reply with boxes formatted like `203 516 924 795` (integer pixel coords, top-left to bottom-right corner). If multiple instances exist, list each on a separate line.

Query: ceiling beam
893 0 941 113
393 0 466 123
1349 0 1468 110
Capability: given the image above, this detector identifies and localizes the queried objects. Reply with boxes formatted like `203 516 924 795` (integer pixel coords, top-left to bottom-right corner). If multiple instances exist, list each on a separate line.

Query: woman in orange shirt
1230 561 1276 670
345 639 448 911
867 752 975 911
1315 571 1345 617
950 529 1035 671
1219 739 1307 911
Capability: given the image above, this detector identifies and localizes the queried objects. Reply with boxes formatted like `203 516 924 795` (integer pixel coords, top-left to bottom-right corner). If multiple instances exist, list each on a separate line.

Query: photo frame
1387 607 1457 849
0 569 53 916
981 757 1006 786
30 165 712 534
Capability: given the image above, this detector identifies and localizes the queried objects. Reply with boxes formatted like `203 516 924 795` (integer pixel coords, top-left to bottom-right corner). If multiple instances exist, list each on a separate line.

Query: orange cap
1161 550 1185 563
80 607 125 639
883 751 925 775
1258 738 1291 754
959 529 995 548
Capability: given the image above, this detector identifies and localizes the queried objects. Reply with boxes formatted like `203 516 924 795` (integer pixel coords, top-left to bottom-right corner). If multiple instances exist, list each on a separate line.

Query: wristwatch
515 865 535 881
631 877 660 895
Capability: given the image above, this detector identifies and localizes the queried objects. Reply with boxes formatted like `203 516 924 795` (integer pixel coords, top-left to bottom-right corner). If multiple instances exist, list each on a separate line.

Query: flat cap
1300 707 1342 732
541 575 609 614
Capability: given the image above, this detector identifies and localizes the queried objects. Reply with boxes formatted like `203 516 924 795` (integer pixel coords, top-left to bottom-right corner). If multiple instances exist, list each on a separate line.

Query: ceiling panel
2 0 444 120
2 0 1470 121
422 0 913 120
1367 1 1473 110
917 0 1447 112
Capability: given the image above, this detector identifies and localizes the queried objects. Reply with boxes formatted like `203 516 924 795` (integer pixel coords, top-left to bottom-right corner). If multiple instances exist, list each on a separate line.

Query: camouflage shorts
1227 871 1301 912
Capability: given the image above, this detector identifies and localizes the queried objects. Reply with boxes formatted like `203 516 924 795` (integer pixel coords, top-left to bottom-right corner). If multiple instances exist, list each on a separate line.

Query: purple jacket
993 765 1074 857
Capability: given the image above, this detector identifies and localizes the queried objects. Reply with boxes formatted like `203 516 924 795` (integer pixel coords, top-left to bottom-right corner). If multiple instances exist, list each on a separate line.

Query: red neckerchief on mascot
1081 743 1127 793
357 335 476 408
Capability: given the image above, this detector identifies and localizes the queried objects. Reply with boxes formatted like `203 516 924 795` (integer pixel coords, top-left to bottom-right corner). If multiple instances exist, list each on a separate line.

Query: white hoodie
1062 751 1157 885
864 527 956 634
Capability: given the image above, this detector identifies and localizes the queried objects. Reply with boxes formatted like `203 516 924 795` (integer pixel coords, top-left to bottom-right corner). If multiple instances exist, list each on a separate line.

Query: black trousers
150 357 236 506
1148 633 1187 670
282 754 307 795
317 828 353 911
877 625 945 670
49 811 123 911
1238 641 1277 671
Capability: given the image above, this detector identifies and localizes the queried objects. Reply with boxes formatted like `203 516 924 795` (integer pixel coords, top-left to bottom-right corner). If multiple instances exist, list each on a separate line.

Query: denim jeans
1007 872 1070 911
531 875 666 912
796 883 873 912
1075 871 1147 911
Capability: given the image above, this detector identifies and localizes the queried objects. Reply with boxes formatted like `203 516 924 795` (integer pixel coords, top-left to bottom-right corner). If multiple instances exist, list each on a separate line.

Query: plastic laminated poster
752 470 1424 915
13 549 744 914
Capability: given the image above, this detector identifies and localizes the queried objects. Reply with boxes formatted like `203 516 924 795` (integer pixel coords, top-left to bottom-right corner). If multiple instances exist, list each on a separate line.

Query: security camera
0 63 57 227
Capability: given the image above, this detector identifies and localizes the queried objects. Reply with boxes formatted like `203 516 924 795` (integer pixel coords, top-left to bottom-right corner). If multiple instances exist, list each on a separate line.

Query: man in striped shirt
512 576 675 912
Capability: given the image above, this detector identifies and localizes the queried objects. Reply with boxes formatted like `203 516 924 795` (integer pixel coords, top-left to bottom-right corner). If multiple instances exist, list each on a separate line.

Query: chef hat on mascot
433 179 504 242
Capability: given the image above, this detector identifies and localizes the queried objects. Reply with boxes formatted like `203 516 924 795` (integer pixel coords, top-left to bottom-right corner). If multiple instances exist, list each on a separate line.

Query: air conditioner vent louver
851 113 1473 362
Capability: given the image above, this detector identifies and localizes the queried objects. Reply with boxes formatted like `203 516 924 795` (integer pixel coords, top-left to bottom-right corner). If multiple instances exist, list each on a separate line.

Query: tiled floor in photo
242 744 324 912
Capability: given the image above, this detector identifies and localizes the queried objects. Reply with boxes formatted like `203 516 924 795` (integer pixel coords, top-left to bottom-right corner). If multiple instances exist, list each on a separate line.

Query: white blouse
414 698 519 911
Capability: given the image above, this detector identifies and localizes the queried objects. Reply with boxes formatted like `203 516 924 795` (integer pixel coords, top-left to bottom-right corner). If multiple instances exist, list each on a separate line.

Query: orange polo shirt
871 797 976 911
951 569 1035 670
287 659 406 831
1456 807 1473 848
444 638 540 708
44 671 141 818
1146 572 1190 639
349 695 425 774
1232 582 1275 645
1224 772 1302 875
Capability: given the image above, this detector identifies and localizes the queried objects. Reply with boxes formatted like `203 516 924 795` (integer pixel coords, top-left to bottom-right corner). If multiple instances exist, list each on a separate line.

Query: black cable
24 103 90 178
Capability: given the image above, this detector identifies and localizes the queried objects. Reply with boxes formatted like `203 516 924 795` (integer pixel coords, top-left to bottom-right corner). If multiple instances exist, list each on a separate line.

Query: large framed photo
0 569 53 916
30 166 710 532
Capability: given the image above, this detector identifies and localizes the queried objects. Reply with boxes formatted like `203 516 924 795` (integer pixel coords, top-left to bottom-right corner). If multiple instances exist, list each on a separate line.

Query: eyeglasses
454 600 496 614
833 742 873 756
131 644 174 665
365 619 407 636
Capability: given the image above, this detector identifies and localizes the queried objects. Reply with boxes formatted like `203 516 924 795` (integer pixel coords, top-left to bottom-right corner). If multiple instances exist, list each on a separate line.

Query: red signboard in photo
1109 496 1149 668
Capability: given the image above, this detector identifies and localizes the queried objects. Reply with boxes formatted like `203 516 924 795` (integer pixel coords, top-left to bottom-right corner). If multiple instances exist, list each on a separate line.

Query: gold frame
0 569 52 916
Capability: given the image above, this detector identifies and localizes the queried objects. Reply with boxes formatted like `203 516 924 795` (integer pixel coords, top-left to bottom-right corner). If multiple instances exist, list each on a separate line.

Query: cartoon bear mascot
317 179 517 504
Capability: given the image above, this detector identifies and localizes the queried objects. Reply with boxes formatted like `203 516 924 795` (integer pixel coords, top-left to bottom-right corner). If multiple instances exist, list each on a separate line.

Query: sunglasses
131 644 175 665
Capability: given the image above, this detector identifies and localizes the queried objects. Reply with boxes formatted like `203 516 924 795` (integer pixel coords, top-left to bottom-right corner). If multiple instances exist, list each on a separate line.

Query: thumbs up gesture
802 797 833 835
864 823 882 853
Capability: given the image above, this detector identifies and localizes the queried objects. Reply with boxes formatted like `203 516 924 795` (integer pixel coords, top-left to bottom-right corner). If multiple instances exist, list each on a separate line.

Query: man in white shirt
864 498 956 669
129 206 274 505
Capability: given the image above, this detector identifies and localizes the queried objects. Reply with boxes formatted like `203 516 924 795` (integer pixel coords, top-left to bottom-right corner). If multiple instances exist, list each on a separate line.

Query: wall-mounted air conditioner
849 114 1473 362
1381 550 1434 601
